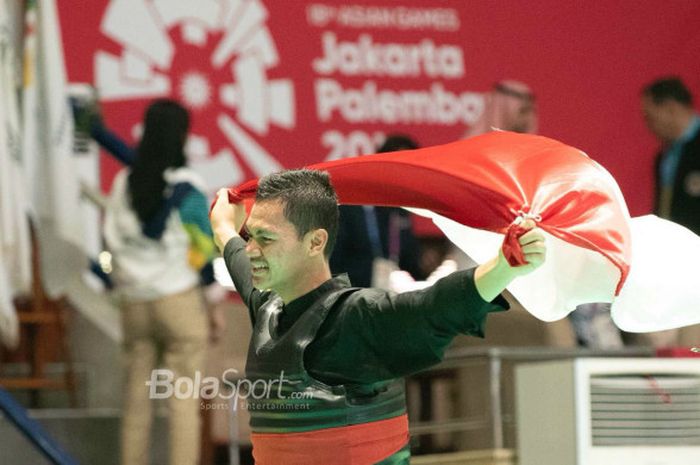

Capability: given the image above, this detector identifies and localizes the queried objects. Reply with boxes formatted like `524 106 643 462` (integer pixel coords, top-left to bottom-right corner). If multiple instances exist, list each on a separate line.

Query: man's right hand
474 219 546 302
210 189 247 252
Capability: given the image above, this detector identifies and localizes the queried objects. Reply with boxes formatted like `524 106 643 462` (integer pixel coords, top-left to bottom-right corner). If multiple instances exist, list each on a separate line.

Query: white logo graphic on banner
95 0 295 191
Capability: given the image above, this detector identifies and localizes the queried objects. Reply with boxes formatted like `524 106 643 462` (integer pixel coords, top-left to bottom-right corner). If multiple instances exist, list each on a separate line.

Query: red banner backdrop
58 0 700 218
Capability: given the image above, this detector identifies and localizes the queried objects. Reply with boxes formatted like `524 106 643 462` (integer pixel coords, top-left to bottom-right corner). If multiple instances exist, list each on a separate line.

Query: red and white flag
227 131 700 332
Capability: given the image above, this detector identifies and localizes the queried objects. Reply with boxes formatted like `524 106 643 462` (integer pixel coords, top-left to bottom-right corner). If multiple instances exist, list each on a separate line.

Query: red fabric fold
502 223 530 266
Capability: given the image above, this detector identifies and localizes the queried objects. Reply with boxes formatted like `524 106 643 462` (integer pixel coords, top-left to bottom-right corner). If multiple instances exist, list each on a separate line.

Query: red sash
251 414 409 465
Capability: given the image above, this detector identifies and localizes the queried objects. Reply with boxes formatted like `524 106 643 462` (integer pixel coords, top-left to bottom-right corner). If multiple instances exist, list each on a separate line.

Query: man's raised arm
210 189 246 253
210 190 268 317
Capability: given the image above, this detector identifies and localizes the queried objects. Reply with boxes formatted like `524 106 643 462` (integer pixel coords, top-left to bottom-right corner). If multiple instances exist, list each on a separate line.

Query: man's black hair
377 134 418 153
129 99 189 224
643 77 693 106
256 169 339 259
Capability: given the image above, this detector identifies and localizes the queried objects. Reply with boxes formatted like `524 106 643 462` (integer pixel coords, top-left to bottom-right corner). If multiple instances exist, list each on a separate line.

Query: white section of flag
611 215 700 332
412 209 700 333
410 208 620 321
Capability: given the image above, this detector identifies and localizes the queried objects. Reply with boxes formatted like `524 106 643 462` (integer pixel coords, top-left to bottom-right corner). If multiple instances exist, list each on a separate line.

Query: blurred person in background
330 135 423 288
82 99 222 465
465 80 538 138
635 77 700 348
642 77 700 234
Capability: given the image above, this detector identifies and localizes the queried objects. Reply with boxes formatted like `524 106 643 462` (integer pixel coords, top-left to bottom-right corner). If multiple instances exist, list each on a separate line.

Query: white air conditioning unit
516 358 700 465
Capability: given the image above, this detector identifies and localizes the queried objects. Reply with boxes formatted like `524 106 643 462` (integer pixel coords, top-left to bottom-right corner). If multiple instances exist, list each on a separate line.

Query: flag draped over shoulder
0 0 30 349
226 131 700 332
22 0 85 298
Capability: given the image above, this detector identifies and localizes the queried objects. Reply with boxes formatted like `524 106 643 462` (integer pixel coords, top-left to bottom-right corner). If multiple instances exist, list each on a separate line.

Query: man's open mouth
251 263 269 275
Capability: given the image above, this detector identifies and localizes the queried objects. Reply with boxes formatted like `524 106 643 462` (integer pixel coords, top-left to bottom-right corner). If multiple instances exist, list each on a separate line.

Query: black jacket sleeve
306 268 509 385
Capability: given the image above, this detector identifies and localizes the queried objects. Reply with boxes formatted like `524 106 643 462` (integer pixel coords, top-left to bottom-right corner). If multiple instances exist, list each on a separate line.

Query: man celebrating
210 169 546 465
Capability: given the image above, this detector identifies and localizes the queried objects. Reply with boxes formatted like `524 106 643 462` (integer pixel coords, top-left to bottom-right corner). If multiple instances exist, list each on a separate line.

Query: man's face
642 96 676 143
509 99 537 133
244 199 308 296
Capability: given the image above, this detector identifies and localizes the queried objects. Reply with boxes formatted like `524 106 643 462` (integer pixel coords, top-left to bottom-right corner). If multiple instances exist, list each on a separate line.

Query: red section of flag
227 131 632 294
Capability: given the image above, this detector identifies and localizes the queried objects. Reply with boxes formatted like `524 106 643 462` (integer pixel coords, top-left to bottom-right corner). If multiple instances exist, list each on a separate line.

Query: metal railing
406 346 655 450
0 386 79 465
